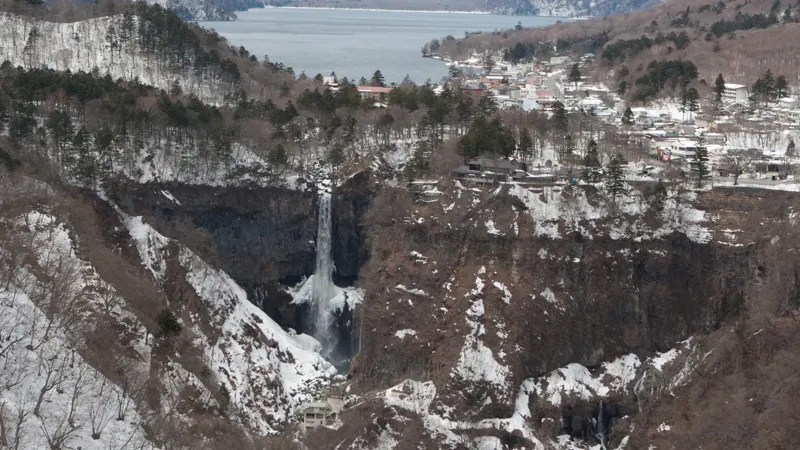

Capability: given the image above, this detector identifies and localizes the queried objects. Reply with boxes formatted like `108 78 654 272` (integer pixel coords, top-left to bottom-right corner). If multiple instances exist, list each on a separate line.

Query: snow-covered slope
0 289 152 450
511 0 665 17
357 337 700 449
0 13 224 102
0 212 152 449
124 215 336 434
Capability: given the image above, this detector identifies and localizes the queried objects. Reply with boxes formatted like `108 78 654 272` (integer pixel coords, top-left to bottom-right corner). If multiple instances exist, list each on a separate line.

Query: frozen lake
203 8 562 84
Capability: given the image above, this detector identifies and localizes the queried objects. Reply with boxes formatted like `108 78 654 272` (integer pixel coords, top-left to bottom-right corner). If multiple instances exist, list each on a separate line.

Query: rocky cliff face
107 175 374 330
304 180 800 449
59 172 800 449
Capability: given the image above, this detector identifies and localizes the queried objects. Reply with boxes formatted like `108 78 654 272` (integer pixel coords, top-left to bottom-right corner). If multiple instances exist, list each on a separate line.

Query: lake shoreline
264 5 493 15
204 8 563 84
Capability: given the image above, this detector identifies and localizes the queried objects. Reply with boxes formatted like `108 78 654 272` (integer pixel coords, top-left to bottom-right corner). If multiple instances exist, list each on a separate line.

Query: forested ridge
0 0 648 193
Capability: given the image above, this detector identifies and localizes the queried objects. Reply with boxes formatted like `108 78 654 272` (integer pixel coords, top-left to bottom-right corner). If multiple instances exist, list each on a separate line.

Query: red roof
356 85 393 94
535 89 554 97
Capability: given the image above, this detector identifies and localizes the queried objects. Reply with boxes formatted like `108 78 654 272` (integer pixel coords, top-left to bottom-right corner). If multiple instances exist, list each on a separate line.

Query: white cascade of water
595 399 607 450
311 189 337 357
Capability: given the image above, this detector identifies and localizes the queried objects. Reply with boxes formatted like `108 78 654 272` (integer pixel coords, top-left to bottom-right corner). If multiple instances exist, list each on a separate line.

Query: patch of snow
394 329 417 339
486 219 505 236
395 284 429 297
601 354 641 392
160 189 182 205
454 296 510 392
384 380 436 415
540 287 564 311
649 348 679 371
122 215 170 280
493 281 512 305
410 251 428 263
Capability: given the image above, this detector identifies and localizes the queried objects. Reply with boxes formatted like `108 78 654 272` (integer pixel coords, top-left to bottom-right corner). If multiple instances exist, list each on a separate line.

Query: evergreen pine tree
787 139 796 157
371 70 386 87
94 127 115 178
568 63 581 90
72 126 96 188
775 75 789 99
690 137 710 188
621 106 634 126
478 91 498 115
605 153 627 197
687 88 700 115
582 138 603 183
762 69 776 100
679 84 689 117
561 135 576 162
518 127 533 161
649 180 668 212
553 101 568 133
713 73 725 102
617 80 627 95
268 144 288 166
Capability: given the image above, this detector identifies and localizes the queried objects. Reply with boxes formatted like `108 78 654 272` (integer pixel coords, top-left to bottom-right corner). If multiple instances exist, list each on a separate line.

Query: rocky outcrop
332 171 375 283
341 181 800 447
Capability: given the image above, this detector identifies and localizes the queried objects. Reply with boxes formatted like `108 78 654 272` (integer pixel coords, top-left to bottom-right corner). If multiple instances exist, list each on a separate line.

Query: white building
776 108 800 124
704 133 727 145
723 83 749 105
298 397 344 433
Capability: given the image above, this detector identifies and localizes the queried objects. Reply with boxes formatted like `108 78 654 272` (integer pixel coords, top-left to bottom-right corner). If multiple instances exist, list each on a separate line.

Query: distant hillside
263 0 664 17
432 0 800 93
153 0 264 20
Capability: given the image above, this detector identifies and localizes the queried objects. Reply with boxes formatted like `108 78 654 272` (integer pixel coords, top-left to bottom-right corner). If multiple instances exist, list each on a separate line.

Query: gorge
103 170 800 449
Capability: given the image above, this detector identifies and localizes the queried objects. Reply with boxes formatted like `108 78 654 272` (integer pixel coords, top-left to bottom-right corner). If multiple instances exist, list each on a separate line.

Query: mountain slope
264 0 664 17
432 0 800 86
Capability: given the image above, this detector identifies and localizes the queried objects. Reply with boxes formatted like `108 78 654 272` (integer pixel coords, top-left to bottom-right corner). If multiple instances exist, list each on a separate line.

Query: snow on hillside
508 183 711 243
123 214 336 433
0 212 152 449
374 339 701 449
151 0 228 20
121 139 282 187
453 267 511 394
0 289 152 450
0 13 222 102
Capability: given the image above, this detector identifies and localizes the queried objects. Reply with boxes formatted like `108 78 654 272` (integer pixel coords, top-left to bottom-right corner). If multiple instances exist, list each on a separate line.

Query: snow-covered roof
581 98 604 106
724 83 746 90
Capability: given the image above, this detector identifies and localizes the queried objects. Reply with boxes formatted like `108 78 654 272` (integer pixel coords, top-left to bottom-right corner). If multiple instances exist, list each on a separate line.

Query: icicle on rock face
312 182 337 358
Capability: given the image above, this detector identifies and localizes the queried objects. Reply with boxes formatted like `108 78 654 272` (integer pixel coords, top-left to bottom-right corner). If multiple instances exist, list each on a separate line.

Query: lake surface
203 8 563 84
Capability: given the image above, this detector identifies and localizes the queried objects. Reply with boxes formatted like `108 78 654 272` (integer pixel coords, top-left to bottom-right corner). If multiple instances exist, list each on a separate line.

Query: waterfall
595 400 607 450
311 188 337 358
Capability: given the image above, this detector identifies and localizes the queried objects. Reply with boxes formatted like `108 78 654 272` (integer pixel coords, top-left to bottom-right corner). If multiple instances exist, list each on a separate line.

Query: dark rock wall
353 188 771 406
108 173 376 330
332 171 375 283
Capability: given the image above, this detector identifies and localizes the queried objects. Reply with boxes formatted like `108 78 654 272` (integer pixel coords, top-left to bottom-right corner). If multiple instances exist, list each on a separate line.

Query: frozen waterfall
311 188 337 358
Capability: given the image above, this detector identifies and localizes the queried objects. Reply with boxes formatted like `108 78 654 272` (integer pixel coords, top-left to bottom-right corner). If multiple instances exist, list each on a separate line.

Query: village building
778 108 800 124
298 396 344 433
549 56 570 68
704 133 727 145
451 157 528 181
723 83 749 105
355 85 393 100
409 180 442 202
